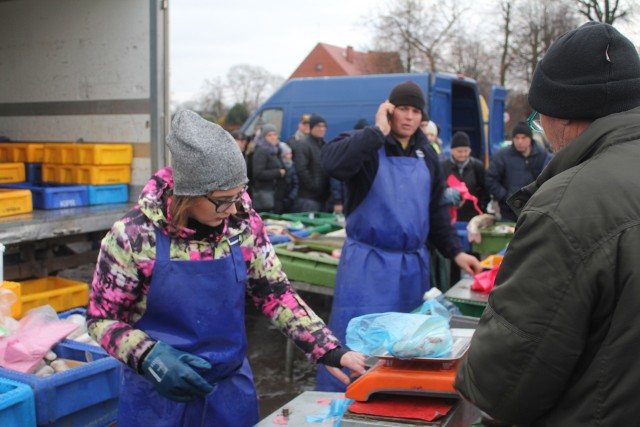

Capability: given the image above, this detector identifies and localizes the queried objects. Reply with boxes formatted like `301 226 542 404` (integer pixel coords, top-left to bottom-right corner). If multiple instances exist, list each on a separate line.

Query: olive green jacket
455 107 640 426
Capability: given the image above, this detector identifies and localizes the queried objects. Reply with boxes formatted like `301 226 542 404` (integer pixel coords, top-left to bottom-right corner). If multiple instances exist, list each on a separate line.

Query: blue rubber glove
141 341 214 402
443 187 462 206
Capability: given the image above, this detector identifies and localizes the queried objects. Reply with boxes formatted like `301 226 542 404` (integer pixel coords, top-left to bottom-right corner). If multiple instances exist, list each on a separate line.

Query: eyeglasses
528 111 544 133
203 185 247 213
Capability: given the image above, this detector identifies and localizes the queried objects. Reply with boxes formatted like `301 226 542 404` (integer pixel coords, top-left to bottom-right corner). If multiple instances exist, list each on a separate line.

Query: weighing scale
341 317 481 426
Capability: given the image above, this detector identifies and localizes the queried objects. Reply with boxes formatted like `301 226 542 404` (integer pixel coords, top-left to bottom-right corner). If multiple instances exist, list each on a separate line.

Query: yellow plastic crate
0 162 26 183
74 164 131 185
43 143 77 164
0 281 22 319
0 189 32 217
76 144 133 165
42 164 75 183
0 144 11 162
5 143 44 163
18 277 89 318
480 255 503 269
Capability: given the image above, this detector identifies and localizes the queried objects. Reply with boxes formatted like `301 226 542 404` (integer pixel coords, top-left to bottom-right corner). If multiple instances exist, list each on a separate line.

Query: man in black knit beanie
456 22 640 426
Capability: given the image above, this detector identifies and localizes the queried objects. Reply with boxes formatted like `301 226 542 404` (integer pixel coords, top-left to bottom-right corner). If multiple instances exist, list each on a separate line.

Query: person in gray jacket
455 22 640 426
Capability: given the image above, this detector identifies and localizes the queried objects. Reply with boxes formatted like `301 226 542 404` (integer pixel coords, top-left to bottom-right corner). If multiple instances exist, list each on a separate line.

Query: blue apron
118 229 259 427
316 145 432 392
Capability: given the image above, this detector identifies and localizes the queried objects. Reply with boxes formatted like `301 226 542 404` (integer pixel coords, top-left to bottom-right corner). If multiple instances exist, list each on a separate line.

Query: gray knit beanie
168 110 248 195
260 123 278 136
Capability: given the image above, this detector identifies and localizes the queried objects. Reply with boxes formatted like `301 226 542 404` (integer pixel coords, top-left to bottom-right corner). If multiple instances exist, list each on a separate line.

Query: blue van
241 73 506 161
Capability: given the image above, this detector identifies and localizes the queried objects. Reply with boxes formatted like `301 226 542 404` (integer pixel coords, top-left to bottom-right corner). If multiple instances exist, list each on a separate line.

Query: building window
315 63 323 72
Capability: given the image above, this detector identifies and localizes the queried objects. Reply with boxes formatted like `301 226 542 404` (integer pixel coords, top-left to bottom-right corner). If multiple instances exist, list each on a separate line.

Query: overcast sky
169 0 377 103
169 1 639 104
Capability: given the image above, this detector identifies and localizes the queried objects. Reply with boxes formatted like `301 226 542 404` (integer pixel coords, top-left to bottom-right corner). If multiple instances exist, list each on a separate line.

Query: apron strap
228 235 244 282
155 228 170 261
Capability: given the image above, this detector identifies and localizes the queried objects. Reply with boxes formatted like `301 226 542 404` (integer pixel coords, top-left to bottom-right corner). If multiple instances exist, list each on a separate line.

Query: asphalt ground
245 290 334 420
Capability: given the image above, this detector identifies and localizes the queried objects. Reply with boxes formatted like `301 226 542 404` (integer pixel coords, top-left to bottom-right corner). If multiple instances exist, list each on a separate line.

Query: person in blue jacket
317 81 483 392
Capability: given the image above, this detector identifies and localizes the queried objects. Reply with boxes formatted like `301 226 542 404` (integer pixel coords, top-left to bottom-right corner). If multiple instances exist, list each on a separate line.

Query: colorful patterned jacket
87 166 340 372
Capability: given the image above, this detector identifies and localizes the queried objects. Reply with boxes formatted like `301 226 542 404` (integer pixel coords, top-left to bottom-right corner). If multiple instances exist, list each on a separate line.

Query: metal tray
374 328 474 362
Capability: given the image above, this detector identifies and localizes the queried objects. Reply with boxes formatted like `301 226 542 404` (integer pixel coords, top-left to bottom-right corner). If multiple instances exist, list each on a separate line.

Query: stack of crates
0 142 36 217
0 279 118 426
41 143 131 205
1 141 91 210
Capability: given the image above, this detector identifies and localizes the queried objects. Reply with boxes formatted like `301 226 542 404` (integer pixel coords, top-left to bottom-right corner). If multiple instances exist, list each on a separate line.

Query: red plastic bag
446 175 483 224
471 265 500 294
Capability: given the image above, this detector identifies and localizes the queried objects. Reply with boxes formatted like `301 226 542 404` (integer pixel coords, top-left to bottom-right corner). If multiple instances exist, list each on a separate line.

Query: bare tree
575 0 635 24
369 0 467 73
198 77 227 122
226 65 284 113
499 1 513 86
447 33 499 98
510 0 579 89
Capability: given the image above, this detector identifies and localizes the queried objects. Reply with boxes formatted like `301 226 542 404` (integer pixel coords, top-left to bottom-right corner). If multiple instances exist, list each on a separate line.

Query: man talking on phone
317 81 482 392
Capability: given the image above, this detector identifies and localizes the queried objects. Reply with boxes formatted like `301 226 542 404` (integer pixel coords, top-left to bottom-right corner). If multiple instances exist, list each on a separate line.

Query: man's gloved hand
141 341 214 402
443 187 462 206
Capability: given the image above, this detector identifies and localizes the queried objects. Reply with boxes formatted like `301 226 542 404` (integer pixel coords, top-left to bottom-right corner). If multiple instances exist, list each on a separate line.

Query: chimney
346 46 354 63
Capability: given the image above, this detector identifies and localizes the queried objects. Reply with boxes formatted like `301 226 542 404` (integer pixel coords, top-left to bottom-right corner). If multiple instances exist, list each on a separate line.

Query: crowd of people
85 21 640 427
233 105 554 226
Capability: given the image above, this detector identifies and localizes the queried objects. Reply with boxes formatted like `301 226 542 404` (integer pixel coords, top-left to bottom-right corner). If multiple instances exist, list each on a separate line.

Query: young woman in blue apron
87 110 366 426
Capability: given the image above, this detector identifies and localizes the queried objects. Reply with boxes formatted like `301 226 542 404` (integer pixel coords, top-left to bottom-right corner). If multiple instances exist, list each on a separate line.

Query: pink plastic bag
0 305 78 373
471 266 500 294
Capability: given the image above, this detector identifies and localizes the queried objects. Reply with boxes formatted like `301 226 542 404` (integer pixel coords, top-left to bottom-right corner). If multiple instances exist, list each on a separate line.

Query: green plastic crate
274 242 339 288
471 222 515 254
446 298 486 317
444 278 489 318
281 212 344 231
261 212 341 234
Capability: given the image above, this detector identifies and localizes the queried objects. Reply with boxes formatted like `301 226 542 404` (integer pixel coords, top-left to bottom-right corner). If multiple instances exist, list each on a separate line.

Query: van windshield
245 108 283 139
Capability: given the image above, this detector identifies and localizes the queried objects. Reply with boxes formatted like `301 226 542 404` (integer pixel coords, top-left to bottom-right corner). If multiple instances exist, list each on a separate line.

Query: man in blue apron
318 81 483 391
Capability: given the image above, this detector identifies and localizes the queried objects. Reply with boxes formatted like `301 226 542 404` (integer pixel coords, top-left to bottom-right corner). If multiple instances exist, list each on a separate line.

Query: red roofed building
288 43 404 79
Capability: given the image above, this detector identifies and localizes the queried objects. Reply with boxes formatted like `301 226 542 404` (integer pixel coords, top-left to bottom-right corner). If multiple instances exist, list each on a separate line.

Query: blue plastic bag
345 299 453 359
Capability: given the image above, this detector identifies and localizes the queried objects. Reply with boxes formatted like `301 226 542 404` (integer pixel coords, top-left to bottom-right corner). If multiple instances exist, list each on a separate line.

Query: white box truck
0 0 169 280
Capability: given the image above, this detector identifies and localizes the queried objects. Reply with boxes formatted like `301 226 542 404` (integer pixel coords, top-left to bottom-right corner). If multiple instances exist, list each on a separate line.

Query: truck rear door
432 74 486 160
488 85 507 159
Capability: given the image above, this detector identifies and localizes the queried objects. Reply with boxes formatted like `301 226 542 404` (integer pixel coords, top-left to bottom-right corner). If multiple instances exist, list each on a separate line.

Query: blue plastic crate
25 162 42 184
0 340 121 426
0 377 36 427
0 182 88 209
57 307 87 319
87 184 128 205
